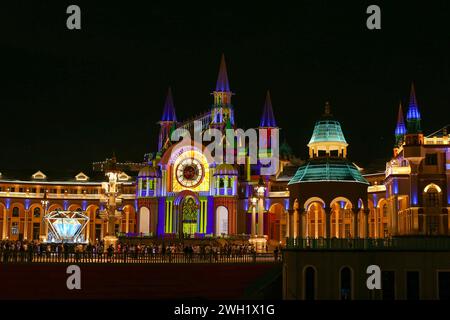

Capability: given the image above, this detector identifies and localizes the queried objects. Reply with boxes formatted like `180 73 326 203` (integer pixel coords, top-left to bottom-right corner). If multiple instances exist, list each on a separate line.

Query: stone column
352 208 359 238
325 207 331 239
392 196 398 235
301 209 307 238
298 208 305 239
24 209 29 240
2 207 7 239
364 208 370 238
374 207 378 238
125 210 130 233
257 197 264 236
285 209 290 238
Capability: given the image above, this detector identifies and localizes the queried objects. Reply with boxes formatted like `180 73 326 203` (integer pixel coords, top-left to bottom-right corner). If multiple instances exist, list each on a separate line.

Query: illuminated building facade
0 56 448 245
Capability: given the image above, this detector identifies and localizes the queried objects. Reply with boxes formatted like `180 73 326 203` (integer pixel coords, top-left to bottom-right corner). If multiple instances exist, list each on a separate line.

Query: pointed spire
323 101 333 117
260 90 277 127
395 102 407 136
406 82 422 133
215 54 230 92
161 87 177 122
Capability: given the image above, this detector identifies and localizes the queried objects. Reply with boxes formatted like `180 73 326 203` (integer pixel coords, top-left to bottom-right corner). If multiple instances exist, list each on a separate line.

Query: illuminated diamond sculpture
44 211 89 243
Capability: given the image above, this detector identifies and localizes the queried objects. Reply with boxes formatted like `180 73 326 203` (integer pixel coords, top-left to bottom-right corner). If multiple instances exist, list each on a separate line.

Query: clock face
176 158 204 188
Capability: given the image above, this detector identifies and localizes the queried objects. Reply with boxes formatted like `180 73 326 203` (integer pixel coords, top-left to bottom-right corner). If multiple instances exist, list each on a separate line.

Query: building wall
283 250 450 300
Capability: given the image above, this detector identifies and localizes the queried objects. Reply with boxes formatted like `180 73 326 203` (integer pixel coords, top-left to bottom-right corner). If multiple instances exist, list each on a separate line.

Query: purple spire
215 54 230 92
161 87 177 122
406 82 422 133
260 90 277 127
406 82 421 120
395 102 406 136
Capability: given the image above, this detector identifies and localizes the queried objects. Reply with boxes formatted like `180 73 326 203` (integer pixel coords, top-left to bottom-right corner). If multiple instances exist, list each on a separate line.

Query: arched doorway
268 203 284 242
340 266 352 300
180 196 199 236
216 206 228 236
304 266 316 300
139 207 150 234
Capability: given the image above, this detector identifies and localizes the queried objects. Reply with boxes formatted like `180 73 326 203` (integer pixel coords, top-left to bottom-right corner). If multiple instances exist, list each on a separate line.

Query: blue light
372 194 378 208
52 219 81 240
339 201 345 209
63 200 69 211
406 104 421 120
5 198 10 209
265 199 270 211
244 199 249 211
25 199 30 210
393 179 398 195
412 192 418 205
82 200 87 211
284 199 289 211
395 123 406 136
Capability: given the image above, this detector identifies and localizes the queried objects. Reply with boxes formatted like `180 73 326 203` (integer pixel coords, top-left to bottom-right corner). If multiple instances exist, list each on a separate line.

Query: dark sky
1 1 450 173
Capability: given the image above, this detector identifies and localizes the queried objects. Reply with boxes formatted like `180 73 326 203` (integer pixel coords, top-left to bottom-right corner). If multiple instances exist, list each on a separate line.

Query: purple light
372 194 378 208
157 198 165 236
82 200 87 211
207 196 214 234
25 199 30 210
284 199 289 210
5 199 10 209
412 193 418 205
265 199 270 211
393 179 398 195
63 200 69 211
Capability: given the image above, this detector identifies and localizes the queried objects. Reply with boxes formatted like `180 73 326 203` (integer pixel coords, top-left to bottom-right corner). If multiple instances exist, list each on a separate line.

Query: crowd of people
0 239 282 263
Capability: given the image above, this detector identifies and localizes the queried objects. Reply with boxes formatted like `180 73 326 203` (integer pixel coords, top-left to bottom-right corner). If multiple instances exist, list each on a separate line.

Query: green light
288 158 368 185
308 120 347 144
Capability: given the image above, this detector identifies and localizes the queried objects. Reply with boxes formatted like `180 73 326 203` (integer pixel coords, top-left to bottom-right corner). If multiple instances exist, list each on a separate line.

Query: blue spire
260 90 277 127
406 82 422 133
395 102 406 136
215 54 230 92
161 87 177 122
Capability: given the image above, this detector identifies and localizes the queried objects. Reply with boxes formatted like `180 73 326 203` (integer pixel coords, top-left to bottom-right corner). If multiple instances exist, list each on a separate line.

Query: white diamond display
44 211 89 243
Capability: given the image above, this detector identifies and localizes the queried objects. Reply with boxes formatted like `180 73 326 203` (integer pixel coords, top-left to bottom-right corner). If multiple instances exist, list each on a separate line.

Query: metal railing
285 237 450 251
0 251 280 264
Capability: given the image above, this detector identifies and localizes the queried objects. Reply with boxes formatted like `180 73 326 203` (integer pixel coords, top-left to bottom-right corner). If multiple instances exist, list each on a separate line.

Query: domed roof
307 102 347 146
138 166 161 178
214 163 238 176
288 158 368 185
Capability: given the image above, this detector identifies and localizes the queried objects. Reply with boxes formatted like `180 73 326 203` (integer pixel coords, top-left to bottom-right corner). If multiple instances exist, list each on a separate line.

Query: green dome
288 158 368 185
308 119 347 145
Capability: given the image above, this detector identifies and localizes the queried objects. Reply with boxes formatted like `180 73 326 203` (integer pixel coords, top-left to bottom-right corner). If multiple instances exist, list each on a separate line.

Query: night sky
1 1 450 173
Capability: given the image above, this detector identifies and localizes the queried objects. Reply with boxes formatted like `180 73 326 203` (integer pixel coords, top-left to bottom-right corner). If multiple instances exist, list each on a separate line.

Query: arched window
304 266 316 300
340 267 352 300
382 204 388 217
424 186 440 207
12 207 19 217
33 207 41 218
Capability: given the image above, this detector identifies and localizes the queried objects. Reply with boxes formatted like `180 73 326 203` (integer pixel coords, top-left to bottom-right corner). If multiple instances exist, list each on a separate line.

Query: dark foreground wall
0 263 280 300
283 250 450 300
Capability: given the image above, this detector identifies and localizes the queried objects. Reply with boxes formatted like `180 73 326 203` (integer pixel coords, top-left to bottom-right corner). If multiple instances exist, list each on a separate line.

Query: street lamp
248 176 268 253
255 176 266 237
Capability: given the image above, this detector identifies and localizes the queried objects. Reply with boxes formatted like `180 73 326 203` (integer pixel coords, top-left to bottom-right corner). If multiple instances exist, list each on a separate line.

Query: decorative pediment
118 172 131 181
32 170 47 180
75 172 89 181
